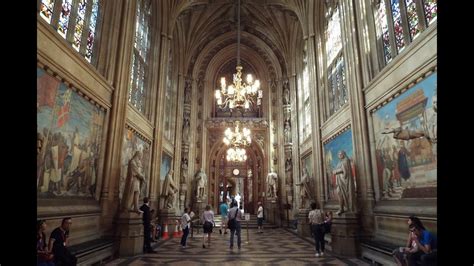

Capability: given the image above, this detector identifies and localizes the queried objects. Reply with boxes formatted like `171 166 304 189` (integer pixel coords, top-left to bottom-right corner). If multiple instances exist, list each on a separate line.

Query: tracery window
39 0 101 63
373 0 437 66
325 7 347 117
128 0 152 114
298 41 311 143
163 47 177 144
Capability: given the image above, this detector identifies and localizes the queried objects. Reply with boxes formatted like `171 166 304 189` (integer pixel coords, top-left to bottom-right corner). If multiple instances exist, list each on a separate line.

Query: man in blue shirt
406 223 437 266
219 201 229 234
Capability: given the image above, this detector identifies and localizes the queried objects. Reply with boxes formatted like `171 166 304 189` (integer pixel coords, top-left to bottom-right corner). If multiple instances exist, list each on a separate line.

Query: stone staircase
194 214 278 229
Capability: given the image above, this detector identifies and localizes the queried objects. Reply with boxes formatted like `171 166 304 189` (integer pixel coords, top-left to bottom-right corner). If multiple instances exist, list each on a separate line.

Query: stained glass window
326 8 342 65
405 0 420 40
57 0 72 38
326 6 347 117
391 0 405 52
423 0 437 25
375 0 392 63
128 0 152 115
85 0 99 62
38 0 101 64
373 0 434 68
40 0 55 24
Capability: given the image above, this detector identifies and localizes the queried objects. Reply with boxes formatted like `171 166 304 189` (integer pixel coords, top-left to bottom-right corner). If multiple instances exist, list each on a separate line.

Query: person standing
140 197 156 253
219 201 229 234
201 205 215 248
227 201 243 249
257 202 264 233
308 202 325 257
49 217 77 266
180 208 191 248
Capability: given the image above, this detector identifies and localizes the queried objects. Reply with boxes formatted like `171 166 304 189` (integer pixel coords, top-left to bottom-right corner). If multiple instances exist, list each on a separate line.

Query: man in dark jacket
140 197 157 253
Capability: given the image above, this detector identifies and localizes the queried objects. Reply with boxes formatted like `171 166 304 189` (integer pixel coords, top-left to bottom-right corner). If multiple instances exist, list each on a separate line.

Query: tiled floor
107 228 369 265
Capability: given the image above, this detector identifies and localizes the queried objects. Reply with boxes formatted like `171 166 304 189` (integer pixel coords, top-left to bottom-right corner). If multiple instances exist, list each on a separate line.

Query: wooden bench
360 239 398 266
69 238 114 265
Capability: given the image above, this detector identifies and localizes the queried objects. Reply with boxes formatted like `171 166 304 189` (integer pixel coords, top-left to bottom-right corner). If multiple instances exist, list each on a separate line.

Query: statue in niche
296 167 312 209
283 80 290 105
184 79 192 104
162 169 178 209
182 118 190 141
333 150 356 215
284 119 291 143
121 150 146 213
180 158 188 183
266 169 278 198
195 168 207 199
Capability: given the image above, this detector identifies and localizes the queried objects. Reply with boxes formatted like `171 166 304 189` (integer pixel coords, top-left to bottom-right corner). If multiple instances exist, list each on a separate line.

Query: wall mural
323 128 355 201
160 152 172 181
373 72 437 199
119 128 151 200
37 68 105 198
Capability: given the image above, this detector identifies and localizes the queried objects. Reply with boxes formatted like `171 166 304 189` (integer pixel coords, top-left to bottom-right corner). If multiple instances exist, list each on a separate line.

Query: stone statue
196 168 207 199
266 170 278 198
283 80 290 105
296 168 312 209
182 118 190 141
333 150 356 215
184 79 192 104
180 158 188 183
284 119 291 143
161 169 178 209
121 150 146 213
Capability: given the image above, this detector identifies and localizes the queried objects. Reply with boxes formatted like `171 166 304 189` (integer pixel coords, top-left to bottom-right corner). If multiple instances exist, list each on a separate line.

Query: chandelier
215 0 262 110
223 121 251 162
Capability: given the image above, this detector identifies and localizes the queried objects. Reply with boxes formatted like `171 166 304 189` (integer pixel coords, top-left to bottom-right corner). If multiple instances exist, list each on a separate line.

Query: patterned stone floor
107 228 369 265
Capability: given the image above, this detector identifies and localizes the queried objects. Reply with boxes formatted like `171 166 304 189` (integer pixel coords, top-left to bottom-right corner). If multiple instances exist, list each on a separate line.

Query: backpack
227 209 238 230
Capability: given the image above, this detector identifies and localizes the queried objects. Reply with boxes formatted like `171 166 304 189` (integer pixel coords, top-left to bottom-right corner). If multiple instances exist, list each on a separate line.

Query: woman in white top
201 205 215 248
308 202 325 257
180 208 191 248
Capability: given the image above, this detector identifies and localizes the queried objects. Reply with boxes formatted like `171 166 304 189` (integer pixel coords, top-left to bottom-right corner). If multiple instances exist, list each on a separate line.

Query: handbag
227 208 238 230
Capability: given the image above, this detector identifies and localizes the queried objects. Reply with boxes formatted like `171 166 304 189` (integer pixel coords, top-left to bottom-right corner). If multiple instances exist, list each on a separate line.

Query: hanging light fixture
223 121 251 162
215 0 263 110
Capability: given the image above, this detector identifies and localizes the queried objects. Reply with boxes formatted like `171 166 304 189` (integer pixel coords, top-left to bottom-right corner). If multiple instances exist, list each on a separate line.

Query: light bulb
228 85 235 95
244 101 250 109
246 74 253 84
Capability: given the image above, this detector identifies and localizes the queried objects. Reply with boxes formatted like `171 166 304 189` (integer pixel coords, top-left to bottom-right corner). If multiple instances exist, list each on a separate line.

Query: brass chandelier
215 0 262 110
223 121 251 162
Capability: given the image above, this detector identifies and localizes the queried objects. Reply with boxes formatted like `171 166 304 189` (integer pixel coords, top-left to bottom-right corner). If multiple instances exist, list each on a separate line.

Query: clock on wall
233 168 240 176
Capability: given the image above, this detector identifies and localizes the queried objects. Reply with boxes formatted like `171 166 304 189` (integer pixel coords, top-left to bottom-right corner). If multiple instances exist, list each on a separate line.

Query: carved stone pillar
330 213 360 257
117 212 143 257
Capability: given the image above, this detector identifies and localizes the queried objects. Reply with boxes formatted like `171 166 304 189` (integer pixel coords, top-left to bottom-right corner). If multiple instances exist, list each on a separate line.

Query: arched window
298 40 311 143
325 6 347 117
39 0 101 63
128 0 152 115
373 0 437 66
163 46 177 144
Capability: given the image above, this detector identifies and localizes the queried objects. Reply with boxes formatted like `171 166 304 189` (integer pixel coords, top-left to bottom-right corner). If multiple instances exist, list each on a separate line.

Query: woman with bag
227 201 242 249
37 220 54 266
201 205 215 248
308 202 325 257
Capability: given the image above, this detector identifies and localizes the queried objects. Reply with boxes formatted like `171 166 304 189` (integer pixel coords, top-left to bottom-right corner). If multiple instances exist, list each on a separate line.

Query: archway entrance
209 142 265 215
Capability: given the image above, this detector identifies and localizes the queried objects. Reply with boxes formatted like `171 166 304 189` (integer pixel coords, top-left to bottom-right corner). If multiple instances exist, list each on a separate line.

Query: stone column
99 0 136 238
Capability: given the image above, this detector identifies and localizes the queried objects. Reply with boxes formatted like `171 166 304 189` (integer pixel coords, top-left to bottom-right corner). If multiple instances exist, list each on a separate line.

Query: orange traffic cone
172 221 180 238
162 223 169 240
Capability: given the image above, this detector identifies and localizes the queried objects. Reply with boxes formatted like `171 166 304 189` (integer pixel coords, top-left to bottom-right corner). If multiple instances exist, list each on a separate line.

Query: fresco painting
372 73 437 199
323 129 355 201
37 68 105 198
119 128 151 200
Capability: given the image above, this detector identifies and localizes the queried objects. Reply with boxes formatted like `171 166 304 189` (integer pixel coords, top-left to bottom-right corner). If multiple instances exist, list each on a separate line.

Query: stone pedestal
265 199 279 226
159 208 179 237
331 213 360 257
297 209 311 237
117 211 144 257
